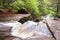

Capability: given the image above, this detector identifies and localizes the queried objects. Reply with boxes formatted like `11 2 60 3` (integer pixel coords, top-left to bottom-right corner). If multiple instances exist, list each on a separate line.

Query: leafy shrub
25 0 40 18
9 0 25 11
0 0 58 18
9 0 40 18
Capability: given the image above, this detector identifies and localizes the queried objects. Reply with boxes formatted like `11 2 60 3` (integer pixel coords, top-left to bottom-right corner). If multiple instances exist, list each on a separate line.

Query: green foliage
57 0 60 18
0 0 58 18
9 0 25 11
0 0 15 7
25 0 40 18
10 0 40 18
0 0 15 12
0 0 40 18
38 0 57 18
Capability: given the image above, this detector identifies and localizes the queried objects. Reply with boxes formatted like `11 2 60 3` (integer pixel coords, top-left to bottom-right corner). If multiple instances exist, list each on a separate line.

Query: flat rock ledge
0 19 60 40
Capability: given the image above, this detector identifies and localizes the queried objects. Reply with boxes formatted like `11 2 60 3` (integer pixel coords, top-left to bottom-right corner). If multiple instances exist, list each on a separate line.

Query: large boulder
29 22 54 40
45 18 60 40
0 21 22 40
0 21 55 40
11 21 54 40
11 21 37 39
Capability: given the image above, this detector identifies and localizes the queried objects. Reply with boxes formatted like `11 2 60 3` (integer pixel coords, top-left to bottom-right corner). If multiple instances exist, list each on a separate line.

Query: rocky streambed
0 18 60 40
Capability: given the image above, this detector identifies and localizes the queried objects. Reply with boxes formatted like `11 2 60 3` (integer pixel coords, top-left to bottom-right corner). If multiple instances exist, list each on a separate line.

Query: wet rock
19 17 30 24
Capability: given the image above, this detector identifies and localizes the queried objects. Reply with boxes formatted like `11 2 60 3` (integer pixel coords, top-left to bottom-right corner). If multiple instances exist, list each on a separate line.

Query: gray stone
45 18 60 40
0 21 55 40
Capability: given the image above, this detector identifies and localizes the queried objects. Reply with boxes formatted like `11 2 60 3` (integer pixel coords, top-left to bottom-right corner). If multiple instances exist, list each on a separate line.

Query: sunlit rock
34 22 51 36
11 21 37 39
0 20 55 40
29 22 54 40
